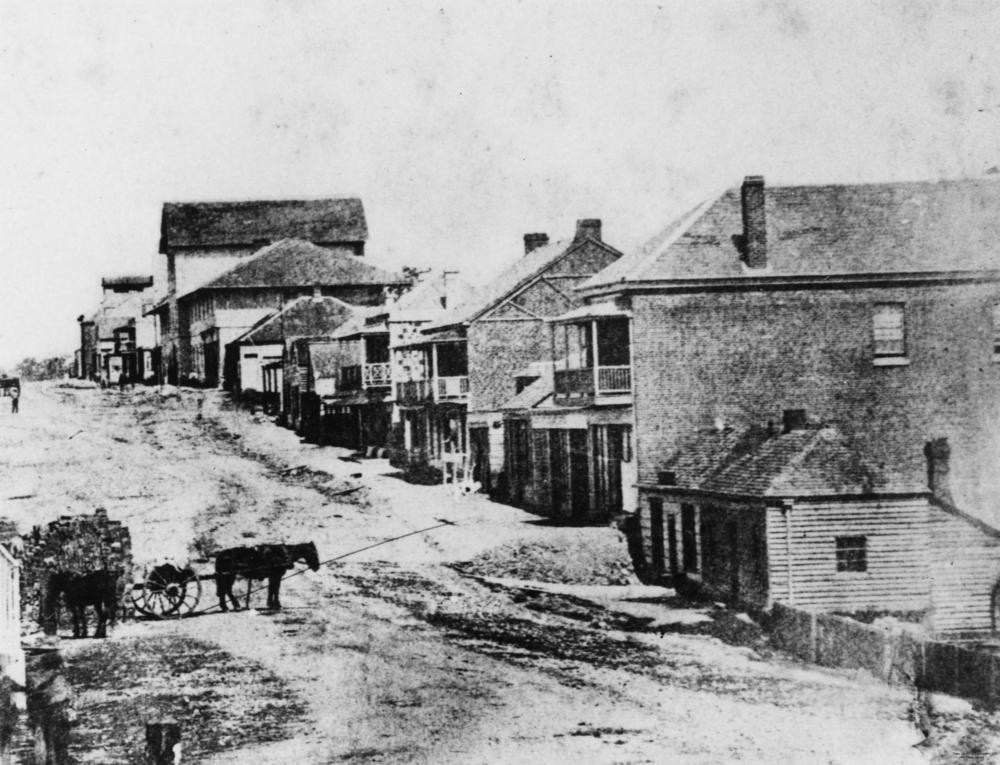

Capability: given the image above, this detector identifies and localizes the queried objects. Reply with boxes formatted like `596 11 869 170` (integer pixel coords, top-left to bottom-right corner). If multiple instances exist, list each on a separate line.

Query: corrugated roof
658 426 924 497
161 198 368 249
234 296 360 345
585 177 1000 290
186 239 405 295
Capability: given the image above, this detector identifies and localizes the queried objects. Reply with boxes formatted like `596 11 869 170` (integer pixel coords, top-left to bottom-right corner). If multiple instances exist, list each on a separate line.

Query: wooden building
151 198 372 384
643 419 1000 635
77 275 156 385
148 237 403 388
227 295 359 406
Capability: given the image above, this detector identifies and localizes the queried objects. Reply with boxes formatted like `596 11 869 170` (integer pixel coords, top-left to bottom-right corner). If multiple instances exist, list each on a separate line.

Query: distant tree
387 265 432 301
15 355 70 381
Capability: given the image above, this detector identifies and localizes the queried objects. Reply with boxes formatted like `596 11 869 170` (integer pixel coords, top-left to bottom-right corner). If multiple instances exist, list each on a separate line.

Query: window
873 304 905 358
835 536 868 573
993 303 1000 360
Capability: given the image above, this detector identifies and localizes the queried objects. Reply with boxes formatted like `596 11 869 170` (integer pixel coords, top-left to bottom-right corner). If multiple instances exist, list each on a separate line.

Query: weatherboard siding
928 509 1000 633
766 499 932 612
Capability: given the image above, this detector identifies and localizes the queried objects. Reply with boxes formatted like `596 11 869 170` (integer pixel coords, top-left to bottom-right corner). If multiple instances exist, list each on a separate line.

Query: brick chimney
925 437 952 501
741 176 767 269
441 270 460 309
575 218 602 243
524 233 549 255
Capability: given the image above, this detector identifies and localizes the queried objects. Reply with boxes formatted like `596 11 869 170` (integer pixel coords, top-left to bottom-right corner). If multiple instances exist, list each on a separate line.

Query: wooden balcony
362 362 392 388
554 365 631 405
396 379 433 404
435 375 469 401
395 376 468 405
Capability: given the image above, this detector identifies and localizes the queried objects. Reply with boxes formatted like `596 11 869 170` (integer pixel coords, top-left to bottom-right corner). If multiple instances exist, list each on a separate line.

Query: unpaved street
0 383 942 763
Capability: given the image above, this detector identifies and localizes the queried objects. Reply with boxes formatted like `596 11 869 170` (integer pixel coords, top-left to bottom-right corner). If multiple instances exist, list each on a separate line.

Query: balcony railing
597 365 631 393
362 362 392 388
436 375 469 400
554 365 631 404
397 379 433 404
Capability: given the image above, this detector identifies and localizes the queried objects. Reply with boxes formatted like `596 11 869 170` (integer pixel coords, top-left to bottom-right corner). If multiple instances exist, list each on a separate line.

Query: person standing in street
9 387 18 415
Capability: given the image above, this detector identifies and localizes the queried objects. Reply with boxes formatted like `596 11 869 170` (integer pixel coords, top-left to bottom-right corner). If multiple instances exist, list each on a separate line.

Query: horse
215 542 320 612
44 570 120 638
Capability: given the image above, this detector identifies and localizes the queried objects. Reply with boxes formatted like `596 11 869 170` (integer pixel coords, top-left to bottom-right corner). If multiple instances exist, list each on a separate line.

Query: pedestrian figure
117 370 127 392
26 651 75 765
9 388 18 415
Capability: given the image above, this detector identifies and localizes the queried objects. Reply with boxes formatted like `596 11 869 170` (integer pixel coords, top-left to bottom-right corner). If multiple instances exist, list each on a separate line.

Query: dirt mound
455 528 639 586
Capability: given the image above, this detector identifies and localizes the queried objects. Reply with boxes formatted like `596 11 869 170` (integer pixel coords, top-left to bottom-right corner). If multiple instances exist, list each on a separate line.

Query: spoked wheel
131 564 203 618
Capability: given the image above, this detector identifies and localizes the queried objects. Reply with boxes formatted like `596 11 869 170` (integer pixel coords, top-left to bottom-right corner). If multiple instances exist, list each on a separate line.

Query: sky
3 0 1000 369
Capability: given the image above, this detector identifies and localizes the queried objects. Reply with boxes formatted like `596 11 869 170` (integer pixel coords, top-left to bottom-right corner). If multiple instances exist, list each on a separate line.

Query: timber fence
768 602 1000 707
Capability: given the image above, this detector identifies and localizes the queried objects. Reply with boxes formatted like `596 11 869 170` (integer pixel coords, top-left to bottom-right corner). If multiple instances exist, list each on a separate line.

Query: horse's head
303 542 320 572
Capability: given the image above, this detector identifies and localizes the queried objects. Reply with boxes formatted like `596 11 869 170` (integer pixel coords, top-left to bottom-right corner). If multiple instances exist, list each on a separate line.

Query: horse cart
130 562 211 618
130 542 319 618
129 560 250 618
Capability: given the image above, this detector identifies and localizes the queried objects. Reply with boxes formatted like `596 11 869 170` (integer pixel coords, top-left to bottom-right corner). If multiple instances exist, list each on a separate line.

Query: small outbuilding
641 415 1000 635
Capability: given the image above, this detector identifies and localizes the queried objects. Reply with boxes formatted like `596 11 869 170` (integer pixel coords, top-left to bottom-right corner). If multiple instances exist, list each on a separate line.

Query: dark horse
44 570 120 638
215 542 320 612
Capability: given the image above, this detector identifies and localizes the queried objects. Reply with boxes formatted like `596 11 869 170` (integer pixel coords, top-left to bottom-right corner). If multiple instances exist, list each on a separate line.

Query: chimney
575 218 602 243
741 176 767 269
441 270 460 309
782 408 807 433
924 437 952 501
524 233 549 255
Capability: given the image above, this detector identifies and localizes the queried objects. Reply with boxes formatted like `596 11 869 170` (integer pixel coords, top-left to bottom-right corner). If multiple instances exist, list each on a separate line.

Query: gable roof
428 235 620 330
183 239 404 296
160 198 367 250
233 296 360 345
584 177 1000 291
657 425 924 498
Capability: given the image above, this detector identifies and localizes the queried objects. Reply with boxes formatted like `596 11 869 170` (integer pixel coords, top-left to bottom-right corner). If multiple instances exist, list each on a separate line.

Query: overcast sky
2 0 1000 369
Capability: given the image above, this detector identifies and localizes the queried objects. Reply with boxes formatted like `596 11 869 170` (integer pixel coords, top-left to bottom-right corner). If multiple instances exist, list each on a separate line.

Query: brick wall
631 283 1000 523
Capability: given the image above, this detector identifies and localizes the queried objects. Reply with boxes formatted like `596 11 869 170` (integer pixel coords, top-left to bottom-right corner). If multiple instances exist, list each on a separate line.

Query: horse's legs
244 578 253 610
94 602 107 638
73 604 86 638
268 574 282 610
217 574 236 612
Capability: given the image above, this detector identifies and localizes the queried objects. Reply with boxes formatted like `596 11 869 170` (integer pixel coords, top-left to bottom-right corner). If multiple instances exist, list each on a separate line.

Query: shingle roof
498 374 554 411
187 239 405 295
585 177 1000 290
160 198 367 249
658 426 924 498
234 296 360 345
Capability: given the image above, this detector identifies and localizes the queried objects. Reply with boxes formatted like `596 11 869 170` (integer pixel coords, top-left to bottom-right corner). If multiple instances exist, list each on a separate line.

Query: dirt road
0 383 942 763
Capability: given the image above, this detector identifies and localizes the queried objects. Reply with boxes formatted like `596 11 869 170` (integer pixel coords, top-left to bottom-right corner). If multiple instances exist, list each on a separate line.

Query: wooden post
146 720 181 764
809 610 818 664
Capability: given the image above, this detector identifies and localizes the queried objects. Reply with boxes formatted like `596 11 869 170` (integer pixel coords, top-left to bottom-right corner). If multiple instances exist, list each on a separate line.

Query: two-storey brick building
394 221 623 495
578 176 1000 629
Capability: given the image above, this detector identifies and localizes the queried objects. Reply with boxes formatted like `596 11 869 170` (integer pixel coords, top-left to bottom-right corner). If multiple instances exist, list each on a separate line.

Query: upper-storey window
873 303 906 359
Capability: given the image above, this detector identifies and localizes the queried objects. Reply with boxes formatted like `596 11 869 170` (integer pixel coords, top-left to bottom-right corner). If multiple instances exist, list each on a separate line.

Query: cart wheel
131 565 202 618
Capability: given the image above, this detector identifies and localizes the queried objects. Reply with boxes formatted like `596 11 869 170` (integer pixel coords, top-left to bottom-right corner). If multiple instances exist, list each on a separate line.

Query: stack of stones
20 509 134 632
